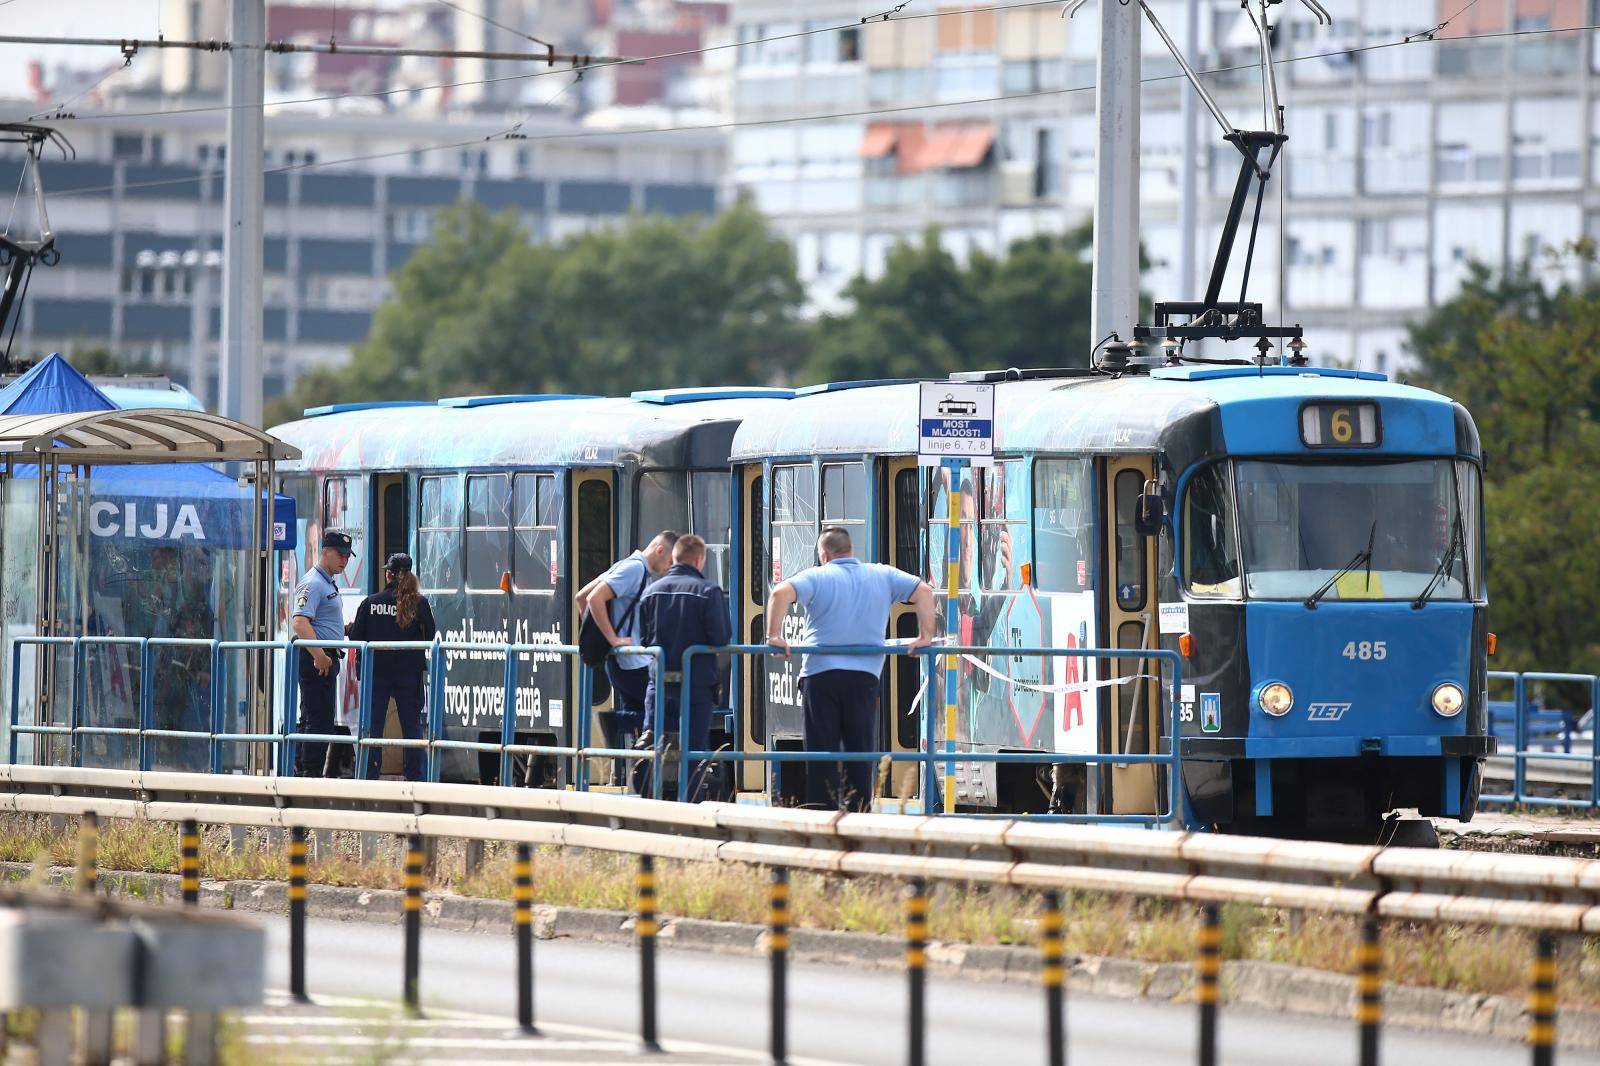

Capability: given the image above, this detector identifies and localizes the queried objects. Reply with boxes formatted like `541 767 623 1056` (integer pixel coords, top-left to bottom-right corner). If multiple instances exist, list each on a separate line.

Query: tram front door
1102 455 1163 815
570 468 616 783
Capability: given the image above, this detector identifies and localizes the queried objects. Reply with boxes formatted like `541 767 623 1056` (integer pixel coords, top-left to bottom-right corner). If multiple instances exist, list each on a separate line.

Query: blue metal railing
9 633 1183 820
675 642 1185 826
1479 670 1600 810
9 635 665 789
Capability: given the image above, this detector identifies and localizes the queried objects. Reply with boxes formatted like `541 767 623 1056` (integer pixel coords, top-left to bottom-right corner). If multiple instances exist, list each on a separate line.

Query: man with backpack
575 531 678 779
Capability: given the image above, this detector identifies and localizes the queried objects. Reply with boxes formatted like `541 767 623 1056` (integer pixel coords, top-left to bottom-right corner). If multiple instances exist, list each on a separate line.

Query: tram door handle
1116 612 1153 769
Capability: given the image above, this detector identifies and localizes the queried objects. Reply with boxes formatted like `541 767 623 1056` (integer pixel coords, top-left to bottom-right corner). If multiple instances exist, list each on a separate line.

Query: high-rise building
729 0 1596 373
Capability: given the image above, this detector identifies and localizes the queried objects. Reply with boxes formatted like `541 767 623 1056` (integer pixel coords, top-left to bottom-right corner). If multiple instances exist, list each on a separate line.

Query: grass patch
2 814 1596 1007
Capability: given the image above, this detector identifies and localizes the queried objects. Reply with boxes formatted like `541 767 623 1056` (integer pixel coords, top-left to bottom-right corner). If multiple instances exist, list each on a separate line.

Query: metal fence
1481 670 1600 810
6 635 1182 821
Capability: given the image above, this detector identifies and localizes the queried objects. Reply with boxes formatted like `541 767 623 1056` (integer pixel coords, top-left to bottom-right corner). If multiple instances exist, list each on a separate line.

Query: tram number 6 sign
918 381 995 466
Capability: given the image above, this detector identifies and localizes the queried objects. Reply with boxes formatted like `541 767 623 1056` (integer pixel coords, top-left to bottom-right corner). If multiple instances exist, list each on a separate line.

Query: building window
388 209 435 243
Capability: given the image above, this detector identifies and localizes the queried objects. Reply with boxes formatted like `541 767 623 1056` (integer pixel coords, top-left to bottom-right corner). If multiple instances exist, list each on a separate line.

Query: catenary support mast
220 0 265 426
1090 0 1142 349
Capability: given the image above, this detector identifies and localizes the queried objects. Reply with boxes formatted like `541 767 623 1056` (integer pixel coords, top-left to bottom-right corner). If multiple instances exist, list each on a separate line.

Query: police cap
321 530 356 555
386 552 413 573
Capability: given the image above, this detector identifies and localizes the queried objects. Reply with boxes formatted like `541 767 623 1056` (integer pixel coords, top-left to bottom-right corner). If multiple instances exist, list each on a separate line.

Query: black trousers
295 652 341 778
366 676 427 782
800 670 880 812
604 660 650 735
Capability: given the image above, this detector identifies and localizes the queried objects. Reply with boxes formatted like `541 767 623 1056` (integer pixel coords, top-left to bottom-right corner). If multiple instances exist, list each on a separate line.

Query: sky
0 0 164 98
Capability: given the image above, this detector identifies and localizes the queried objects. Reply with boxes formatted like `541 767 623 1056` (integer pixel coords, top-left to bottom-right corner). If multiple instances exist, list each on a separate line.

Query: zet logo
1307 702 1351 722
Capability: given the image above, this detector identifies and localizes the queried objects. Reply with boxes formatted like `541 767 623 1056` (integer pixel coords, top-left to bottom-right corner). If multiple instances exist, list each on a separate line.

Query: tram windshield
1225 459 1481 602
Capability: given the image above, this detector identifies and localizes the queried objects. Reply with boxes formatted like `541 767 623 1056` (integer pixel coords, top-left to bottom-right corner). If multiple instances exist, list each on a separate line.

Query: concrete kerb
7 860 1600 1050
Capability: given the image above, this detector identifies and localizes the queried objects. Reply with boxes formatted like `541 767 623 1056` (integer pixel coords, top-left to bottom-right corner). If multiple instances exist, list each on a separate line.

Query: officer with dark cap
291 531 354 777
348 553 438 781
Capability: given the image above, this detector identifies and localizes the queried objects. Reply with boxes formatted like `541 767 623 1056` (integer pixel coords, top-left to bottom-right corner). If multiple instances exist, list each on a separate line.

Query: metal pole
1197 903 1220 1066
636 854 661 1052
181 818 201 905
1529 933 1556 1066
403 833 424 1015
75 811 98 895
1179 0 1199 302
906 877 928 1066
942 460 961 815
769 867 790 1066
220 0 264 426
288 825 308 1002
1090 0 1142 348
1357 917 1381 1066
1042 890 1066 1066
514 842 538 1035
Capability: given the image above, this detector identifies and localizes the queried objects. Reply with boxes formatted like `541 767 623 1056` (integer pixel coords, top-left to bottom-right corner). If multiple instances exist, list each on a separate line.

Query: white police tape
959 654 1159 696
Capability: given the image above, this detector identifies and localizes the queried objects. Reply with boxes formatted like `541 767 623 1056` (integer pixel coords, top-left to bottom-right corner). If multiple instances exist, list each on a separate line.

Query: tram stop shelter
0 364 300 772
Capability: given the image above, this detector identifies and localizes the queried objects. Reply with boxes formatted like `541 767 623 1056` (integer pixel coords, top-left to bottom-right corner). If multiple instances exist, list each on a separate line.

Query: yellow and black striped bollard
769 867 790 1066
1529 933 1556 1066
906 877 928 1066
1197 903 1220 1066
1042 890 1066 1066
637 854 661 1053
180 819 201 906
75 812 99 896
288 826 309 1002
403 834 425 1015
513 842 538 1035
1357 917 1382 1066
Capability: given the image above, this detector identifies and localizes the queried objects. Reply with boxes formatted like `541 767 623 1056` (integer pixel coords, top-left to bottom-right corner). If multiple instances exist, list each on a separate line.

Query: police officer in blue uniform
636 534 733 800
292 532 354 777
348 553 437 781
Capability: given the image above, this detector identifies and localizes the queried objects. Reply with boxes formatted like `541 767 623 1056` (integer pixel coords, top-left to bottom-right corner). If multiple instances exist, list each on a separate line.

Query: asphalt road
265 917 1596 1066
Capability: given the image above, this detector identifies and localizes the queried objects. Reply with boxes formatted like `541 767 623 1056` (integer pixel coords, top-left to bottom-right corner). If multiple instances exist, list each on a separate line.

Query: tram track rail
4 765 1600 934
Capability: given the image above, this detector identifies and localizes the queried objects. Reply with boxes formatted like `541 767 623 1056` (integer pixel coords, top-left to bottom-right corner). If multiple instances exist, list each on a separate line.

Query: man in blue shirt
292 531 355 777
765 526 936 811
637 535 733 800
574 531 678 774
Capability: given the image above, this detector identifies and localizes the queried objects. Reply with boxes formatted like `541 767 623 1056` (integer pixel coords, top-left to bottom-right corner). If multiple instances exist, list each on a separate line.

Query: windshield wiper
1304 520 1376 609
1413 518 1462 609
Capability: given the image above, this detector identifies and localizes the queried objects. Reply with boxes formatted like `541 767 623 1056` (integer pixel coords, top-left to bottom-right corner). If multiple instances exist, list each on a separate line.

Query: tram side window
466 473 511 591
893 468 920 577
979 461 1030 596
513 472 561 594
748 474 766 602
925 465 976 592
1184 463 1241 597
1114 469 1147 610
691 471 732 585
771 464 817 583
820 462 867 546
321 475 365 589
636 470 689 550
1032 458 1094 592
417 475 463 592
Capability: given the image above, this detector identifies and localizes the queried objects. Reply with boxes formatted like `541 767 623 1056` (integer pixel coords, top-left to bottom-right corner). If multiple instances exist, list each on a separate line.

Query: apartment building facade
730 0 1597 372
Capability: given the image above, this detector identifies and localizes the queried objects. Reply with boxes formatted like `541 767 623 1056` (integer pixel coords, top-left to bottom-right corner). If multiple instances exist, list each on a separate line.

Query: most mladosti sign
918 381 994 465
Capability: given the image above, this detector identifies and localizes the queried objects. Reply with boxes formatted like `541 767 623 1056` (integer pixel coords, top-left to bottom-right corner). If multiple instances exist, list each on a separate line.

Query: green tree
1405 251 1600 671
804 224 1096 384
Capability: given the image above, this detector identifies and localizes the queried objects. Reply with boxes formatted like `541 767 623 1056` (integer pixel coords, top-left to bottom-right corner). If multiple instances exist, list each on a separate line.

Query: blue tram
270 389 790 785
727 366 1492 835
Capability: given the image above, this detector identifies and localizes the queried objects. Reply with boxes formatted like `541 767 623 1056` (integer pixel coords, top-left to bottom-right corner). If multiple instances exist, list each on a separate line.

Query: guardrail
0 766 1587 1064
8 635 1182 820
1482 670 1600 810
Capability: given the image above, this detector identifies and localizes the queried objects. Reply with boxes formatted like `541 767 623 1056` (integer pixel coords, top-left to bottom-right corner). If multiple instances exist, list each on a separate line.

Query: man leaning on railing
765 526 936 812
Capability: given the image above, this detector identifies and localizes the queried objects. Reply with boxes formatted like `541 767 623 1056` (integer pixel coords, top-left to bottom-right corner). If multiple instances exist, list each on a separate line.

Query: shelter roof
0 408 299 464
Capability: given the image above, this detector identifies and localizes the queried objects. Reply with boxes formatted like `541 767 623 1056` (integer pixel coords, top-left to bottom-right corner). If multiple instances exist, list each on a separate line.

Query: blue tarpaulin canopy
0 355 295 549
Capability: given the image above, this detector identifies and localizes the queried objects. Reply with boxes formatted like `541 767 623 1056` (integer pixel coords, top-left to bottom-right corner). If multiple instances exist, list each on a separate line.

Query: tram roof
729 368 1471 462
272 394 790 473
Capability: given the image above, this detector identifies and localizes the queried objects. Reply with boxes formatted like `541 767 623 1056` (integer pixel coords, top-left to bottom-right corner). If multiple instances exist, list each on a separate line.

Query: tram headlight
1431 682 1465 718
1258 682 1294 717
